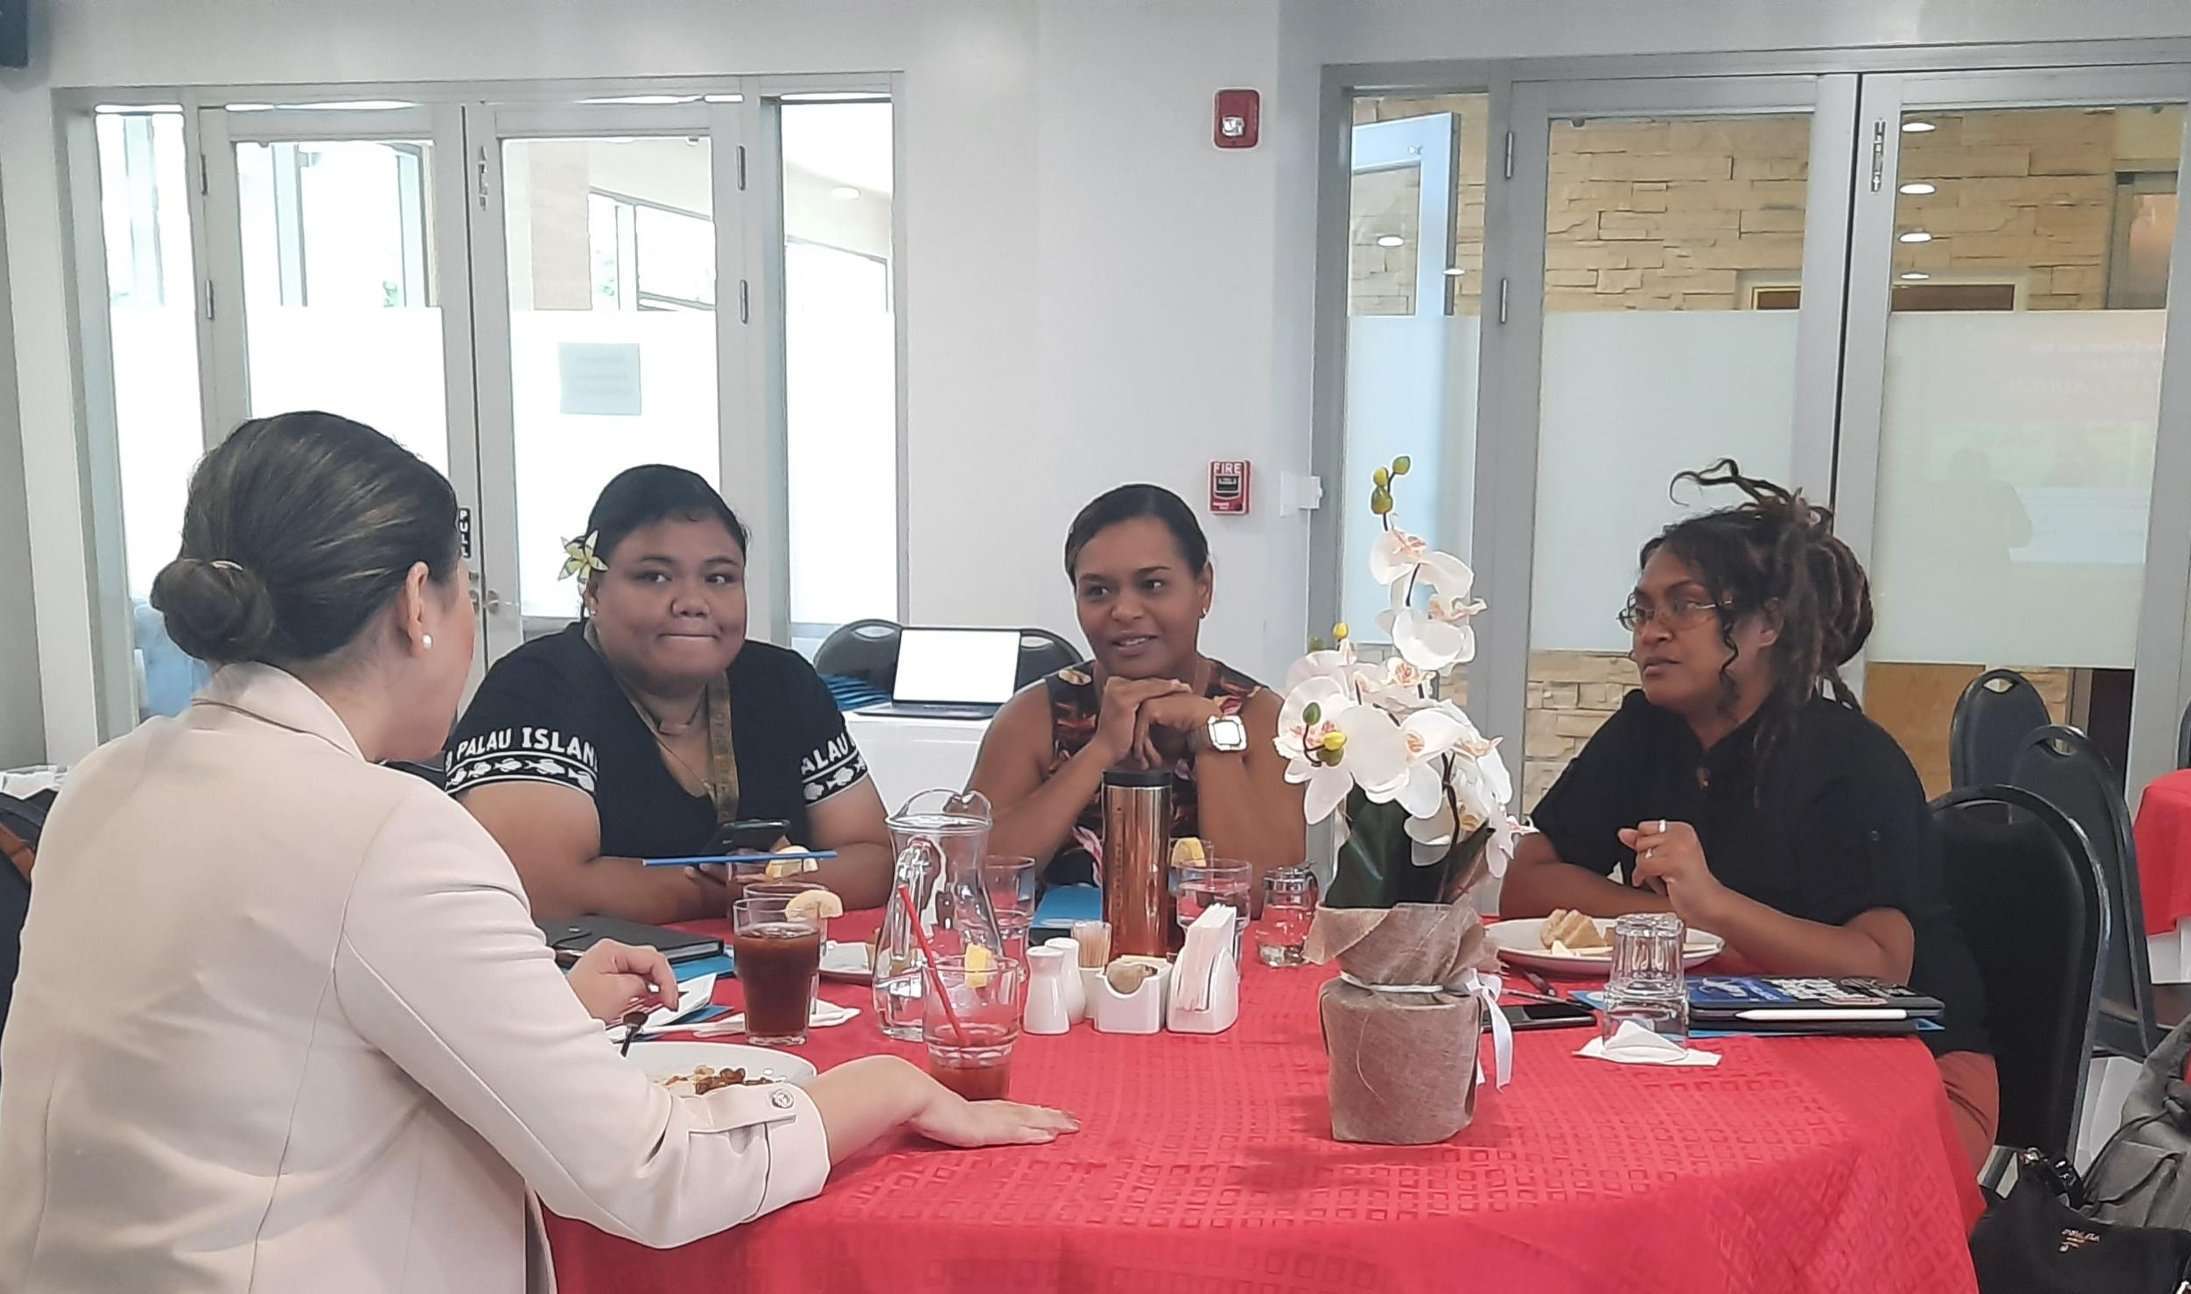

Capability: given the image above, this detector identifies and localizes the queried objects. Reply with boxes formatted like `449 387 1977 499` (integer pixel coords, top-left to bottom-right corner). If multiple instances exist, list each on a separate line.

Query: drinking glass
922 956 1026 1102
732 896 822 1046
1255 866 1318 967
1173 860 1253 960
980 855 1038 965
1600 912 1689 1045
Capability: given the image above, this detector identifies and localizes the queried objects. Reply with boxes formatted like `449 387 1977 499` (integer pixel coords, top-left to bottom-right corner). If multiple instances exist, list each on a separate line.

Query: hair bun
149 556 278 663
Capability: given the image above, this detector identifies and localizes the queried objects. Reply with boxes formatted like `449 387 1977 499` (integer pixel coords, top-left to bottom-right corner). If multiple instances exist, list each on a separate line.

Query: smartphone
1499 1001 1598 1032
710 819 789 853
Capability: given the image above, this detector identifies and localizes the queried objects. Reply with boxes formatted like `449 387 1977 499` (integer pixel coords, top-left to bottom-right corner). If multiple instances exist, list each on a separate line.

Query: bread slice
1541 908 1608 952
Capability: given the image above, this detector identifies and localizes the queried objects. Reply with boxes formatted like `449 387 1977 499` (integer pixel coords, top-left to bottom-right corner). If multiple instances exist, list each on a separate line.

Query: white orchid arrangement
1275 456 1519 903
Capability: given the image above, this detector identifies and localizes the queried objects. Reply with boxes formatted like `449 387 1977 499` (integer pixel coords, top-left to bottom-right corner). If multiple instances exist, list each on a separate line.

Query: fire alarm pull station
1210 461 1250 514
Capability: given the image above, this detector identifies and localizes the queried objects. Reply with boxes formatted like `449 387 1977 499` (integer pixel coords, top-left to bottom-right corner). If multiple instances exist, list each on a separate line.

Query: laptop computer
860 627 1022 720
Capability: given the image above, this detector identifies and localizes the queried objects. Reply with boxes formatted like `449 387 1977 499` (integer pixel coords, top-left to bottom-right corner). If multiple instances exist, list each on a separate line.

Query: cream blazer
0 665 830 1293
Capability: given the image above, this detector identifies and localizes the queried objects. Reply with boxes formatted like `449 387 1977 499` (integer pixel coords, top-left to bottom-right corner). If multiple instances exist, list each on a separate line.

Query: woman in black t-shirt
1502 461 1997 1170
447 466 889 921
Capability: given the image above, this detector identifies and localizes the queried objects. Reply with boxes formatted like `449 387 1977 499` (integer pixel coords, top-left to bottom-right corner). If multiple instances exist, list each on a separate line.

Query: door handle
482 589 506 615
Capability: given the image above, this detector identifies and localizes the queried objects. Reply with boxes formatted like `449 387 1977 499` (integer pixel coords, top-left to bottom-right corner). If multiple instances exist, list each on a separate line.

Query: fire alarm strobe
1214 89 1259 149
1210 461 1250 514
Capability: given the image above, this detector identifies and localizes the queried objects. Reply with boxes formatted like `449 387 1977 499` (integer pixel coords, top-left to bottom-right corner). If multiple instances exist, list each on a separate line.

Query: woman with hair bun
1500 460 1996 1169
0 412 1073 1293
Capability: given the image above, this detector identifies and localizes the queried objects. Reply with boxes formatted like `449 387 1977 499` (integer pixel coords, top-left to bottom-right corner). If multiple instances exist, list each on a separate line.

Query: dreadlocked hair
1642 459 1873 779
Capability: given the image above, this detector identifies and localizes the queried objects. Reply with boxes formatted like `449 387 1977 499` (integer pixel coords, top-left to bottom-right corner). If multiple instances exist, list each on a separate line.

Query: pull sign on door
1210 461 1250 514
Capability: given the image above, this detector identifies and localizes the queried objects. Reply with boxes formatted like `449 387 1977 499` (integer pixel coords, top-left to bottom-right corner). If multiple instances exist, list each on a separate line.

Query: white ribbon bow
1461 969 1513 1090
1335 969 1514 1091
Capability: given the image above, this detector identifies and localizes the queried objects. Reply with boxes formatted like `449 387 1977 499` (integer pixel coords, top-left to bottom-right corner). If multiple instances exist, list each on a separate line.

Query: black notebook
538 916 724 964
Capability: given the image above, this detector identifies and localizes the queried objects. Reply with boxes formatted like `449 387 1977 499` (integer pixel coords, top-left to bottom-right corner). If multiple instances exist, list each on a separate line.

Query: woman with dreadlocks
1502 460 1995 1168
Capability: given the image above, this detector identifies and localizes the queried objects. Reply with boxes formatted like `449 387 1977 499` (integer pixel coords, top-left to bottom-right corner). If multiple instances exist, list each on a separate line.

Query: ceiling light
1901 121 1937 133
1442 267 1465 276
224 103 274 113
579 94 700 106
830 185 861 201
1898 230 1934 243
1899 272 1931 281
702 94 744 104
1898 182 1937 195
280 99 416 112
1375 235 1405 248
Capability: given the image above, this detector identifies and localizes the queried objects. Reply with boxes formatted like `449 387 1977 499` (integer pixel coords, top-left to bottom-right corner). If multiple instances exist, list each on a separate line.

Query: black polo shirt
1531 689 1988 1057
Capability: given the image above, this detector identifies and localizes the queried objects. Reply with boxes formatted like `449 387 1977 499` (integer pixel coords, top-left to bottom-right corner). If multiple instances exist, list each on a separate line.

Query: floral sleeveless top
1042 660 1263 886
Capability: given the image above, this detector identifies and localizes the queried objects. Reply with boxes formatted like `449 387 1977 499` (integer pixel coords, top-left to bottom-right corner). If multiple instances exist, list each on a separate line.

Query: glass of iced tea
922 955 1025 1102
731 896 822 1046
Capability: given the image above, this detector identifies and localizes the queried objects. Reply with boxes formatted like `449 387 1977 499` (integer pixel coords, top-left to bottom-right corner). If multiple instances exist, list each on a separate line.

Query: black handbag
1968 1145 2191 1292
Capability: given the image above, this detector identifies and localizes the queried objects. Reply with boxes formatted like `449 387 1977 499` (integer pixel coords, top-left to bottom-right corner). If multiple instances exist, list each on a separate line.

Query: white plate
1486 916 1724 977
819 939 873 983
626 1040 817 1090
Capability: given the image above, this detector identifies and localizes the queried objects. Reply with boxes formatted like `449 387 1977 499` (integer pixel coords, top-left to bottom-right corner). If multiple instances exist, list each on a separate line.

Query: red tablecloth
549 913 1979 1294
2138 770 2191 936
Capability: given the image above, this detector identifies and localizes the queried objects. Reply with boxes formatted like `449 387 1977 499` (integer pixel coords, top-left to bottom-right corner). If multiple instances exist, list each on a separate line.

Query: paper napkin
1577 1019 1723 1067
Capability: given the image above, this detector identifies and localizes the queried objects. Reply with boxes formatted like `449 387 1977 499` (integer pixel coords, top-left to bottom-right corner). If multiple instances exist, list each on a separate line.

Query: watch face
1208 715 1249 752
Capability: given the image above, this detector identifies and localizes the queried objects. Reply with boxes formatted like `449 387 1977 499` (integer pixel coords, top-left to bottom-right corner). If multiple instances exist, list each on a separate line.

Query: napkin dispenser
1166 904 1240 1034
1089 956 1171 1034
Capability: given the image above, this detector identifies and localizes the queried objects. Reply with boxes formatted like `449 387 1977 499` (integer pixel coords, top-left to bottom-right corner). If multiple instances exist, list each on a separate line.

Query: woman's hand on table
1622 819 1732 928
567 939 679 1023
911 1088 1082 1148
1093 677 1192 767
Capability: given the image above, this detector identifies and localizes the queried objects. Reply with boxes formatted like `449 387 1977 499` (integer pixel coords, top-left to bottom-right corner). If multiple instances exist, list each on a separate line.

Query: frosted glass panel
508 311 719 620
244 309 448 473
1524 110 1811 808
1862 102 2181 795
1870 311 2163 667
502 136 717 628
1530 311 1800 655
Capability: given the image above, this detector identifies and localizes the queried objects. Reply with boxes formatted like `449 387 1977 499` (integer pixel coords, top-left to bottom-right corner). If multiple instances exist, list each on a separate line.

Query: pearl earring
422 634 433 650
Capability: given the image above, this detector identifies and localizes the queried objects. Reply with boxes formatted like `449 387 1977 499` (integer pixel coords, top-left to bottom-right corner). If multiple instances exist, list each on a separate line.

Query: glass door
463 99 740 660
1835 69 2191 796
199 101 488 676
1492 76 1858 809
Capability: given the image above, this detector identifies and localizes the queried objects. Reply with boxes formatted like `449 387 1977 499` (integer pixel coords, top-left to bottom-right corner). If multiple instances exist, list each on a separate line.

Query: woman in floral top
968 485 1305 885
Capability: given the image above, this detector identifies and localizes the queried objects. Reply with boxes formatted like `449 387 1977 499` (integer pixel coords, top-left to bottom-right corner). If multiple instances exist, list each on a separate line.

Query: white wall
0 184 40 768
11 0 2191 762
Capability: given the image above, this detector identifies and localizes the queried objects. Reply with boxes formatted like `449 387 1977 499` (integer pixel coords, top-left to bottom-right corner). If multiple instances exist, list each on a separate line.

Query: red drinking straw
898 881 970 1048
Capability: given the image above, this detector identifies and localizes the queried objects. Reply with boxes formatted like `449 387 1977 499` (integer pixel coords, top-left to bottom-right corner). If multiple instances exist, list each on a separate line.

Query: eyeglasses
1618 597 1722 633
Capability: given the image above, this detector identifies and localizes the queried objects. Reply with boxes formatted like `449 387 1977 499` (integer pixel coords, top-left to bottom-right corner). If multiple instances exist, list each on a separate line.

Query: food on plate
1540 908 1609 954
785 890 844 923
1170 836 1207 867
655 1064 764 1095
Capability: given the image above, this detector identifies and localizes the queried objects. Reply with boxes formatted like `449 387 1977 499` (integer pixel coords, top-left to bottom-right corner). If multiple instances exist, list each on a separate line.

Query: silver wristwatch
1205 713 1249 753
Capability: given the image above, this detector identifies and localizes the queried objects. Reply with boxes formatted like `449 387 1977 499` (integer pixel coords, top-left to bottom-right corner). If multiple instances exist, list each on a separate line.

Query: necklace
636 690 707 737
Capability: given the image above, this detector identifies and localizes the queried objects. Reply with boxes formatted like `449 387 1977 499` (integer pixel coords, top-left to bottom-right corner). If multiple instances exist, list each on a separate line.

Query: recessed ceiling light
702 94 744 104
1901 121 1937 133
1442 267 1465 276
1898 182 1937 195
224 103 274 113
1898 230 1934 243
1375 235 1405 248
830 185 861 201
1899 272 1931 281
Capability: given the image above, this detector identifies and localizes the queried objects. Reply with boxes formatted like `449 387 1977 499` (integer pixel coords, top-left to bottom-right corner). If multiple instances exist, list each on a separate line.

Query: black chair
814 619 903 691
1950 668 2052 791
1934 785 2109 1170
1014 628 1082 689
2177 700 2191 771
2010 724 2162 1060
